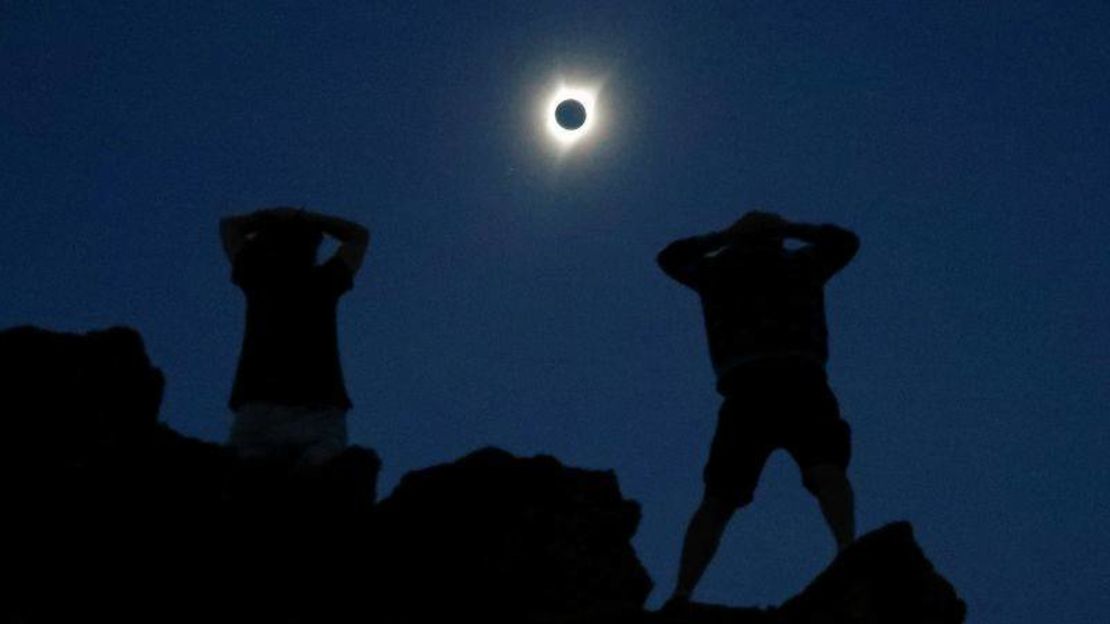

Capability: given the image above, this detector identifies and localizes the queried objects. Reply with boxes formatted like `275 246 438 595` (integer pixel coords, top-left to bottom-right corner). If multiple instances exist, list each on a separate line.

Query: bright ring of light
545 85 598 147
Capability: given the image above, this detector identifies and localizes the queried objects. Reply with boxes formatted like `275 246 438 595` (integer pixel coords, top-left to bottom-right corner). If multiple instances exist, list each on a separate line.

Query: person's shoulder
314 256 355 294
316 255 353 275
784 247 823 275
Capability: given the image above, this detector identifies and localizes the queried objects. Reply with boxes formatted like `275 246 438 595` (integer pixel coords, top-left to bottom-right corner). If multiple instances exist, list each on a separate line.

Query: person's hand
252 206 303 226
727 210 787 238
269 206 303 220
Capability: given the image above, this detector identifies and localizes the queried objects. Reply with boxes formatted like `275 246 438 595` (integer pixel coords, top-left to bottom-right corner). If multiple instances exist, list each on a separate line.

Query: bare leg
672 495 738 601
805 464 855 551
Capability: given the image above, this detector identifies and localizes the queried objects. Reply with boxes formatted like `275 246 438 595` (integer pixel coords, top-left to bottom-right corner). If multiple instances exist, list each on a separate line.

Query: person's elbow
656 246 683 280
345 226 370 265
657 250 698 288
816 226 859 274
219 219 242 257
350 223 370 247
655 248 671 271
838 228 860 260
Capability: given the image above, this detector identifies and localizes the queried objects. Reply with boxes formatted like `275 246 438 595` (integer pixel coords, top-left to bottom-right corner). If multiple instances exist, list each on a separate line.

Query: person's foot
660 594 693 618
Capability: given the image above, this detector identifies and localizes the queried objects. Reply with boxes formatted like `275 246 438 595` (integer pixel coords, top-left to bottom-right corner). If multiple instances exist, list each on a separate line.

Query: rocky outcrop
773 521 966 623
2 325 164 453
1 326 382 623
0 326 966 623
372 447 653 621
645 522 966 624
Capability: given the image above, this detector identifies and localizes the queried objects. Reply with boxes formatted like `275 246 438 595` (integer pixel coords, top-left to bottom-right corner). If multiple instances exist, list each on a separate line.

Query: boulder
372 447 654 621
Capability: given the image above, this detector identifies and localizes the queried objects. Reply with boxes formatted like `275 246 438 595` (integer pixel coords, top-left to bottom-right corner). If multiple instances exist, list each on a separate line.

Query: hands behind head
250 208 315 234
727 210 787 239
255 207 303 222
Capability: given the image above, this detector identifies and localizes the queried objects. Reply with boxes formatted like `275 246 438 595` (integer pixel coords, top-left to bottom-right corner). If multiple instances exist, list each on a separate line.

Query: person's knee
699 490 746 526
703 471 757 514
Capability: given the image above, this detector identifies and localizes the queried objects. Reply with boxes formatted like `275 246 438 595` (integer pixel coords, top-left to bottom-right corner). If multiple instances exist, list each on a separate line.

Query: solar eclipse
544 83 599 149
555 99 587 130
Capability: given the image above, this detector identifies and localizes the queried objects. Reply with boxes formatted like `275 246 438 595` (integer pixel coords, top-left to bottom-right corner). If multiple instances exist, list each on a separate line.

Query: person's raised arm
783 221 860 280
219 208 301 263
657 230 730 289
658 211 794 288
301 211 370 275
219 214 255 263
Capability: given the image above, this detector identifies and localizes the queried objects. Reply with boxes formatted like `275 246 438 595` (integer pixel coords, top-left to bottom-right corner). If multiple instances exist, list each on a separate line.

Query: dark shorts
704 359 851 509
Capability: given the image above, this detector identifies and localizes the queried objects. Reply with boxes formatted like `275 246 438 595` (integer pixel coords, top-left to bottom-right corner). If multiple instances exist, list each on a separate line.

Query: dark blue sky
3 2 1107 621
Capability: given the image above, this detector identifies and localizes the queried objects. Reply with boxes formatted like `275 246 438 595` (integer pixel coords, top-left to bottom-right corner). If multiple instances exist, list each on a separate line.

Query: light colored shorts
229 402 348 465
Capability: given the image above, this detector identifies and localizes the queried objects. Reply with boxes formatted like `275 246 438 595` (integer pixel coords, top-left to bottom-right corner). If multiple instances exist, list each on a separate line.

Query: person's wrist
712 229 735 244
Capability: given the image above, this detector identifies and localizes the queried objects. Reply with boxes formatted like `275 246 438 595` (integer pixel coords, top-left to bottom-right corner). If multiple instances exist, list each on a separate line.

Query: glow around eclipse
543 83 600 150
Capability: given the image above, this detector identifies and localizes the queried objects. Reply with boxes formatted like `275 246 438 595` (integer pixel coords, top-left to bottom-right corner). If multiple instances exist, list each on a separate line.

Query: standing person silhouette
658 211 859 609
220 207 369 465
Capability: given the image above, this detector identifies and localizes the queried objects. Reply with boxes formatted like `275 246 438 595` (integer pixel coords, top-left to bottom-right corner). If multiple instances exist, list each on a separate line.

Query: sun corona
544 84 599 149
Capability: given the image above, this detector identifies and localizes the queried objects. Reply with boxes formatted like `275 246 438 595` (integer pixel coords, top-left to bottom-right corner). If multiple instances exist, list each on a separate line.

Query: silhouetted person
220 207 369 465
658 211 859 608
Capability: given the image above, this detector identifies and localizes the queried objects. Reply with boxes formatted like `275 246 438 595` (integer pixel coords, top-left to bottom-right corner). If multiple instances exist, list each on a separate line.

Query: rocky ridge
0 326 965 623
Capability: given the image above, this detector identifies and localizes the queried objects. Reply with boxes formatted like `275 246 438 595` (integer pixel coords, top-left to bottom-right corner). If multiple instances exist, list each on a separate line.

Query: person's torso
231 266 350 409
697 248 829 383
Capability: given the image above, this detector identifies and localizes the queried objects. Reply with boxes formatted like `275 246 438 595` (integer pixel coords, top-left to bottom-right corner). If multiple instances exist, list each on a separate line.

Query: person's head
729 211 785 253
249 214 323 270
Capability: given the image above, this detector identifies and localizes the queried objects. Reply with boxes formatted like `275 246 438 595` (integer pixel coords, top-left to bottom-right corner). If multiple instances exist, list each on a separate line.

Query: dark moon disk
555 99 587 130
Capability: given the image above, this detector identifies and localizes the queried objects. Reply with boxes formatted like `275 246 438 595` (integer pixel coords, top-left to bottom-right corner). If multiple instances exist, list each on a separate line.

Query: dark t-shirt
657 226 858 390
229 250 353 410
697 246 830 382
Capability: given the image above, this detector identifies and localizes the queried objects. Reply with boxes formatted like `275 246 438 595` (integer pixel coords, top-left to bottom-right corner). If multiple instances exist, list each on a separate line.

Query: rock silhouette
371 446 652 620
1 326 965 623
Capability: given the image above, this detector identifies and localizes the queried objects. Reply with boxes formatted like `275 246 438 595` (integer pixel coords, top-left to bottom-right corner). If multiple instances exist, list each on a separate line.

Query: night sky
3 2 1108 622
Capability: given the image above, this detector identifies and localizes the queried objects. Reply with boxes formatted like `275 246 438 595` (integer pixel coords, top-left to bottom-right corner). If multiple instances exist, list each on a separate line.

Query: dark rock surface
372 447 653 621
643 522 966 624
2 325 165 453
773 522 967 624
1 326 381 623
1 326 966 623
